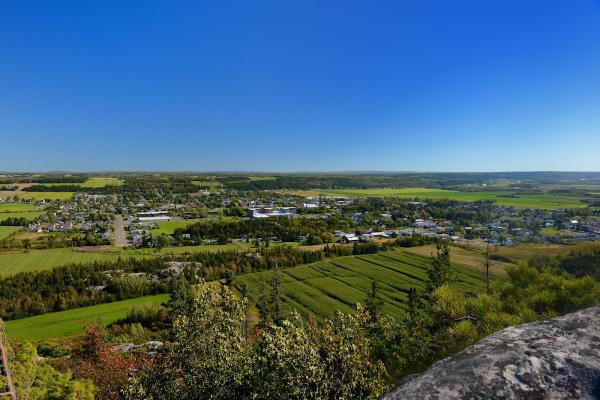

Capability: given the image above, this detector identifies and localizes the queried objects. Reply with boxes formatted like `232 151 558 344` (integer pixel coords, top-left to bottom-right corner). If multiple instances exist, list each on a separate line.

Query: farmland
81 177 124 187
20 177 124 188
401 244 512 276
0 191 74 201
0 211 46 222
249 175 277 181
192 180 222 188
234 249 489 320
0 227 21 241
0 203 40 212
285 188 585 209
0 243 255 276
0 202 45 223
4 294 169 341
0 247 151 276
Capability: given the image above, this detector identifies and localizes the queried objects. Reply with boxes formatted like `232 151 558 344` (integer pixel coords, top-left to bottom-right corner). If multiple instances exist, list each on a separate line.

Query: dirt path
114 214 127 247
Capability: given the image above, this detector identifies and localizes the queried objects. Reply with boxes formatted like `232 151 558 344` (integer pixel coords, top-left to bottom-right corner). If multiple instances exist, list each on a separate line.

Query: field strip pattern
236 249 486 320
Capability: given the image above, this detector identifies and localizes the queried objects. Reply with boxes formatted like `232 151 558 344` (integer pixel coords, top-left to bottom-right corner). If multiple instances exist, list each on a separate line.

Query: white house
340 233 359 243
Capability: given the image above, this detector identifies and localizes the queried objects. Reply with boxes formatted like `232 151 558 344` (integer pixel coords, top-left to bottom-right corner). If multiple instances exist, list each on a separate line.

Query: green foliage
130 284 252 399
499 264 600 317
127 284 387 400
425 242 453 291
365 280 383 324
558 243 600 280
4 294 169 341
6 341 94 399
428 263 600 359
117 303 168 328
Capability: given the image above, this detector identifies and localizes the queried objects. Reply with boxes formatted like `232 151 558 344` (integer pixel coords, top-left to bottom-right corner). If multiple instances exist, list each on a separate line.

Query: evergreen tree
365 280 383 325
270 268 282 326
426 242 453 292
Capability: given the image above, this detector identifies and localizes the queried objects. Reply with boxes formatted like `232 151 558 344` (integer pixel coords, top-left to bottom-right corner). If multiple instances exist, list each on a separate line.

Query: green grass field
27 178 123 188
234 249 487 320
0 211 46 222
4 294 169 341
0 203 39 212
286 188 584 209
0 243 253 276
192 180 222 188
249 176 277 181
149 219 203 235
81 177 124 187
0 248 153 276
540 227 571 238
0 191 74 201
0 226 21 241
29 182 80 187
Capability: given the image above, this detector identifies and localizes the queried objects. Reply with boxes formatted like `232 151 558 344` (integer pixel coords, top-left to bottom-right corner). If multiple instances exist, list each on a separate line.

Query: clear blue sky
1 0 599 172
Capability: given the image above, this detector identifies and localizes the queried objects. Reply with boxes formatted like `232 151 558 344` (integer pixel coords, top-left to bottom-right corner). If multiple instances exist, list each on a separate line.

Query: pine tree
426 241 453 292
365 280 383 325
270 268 282 326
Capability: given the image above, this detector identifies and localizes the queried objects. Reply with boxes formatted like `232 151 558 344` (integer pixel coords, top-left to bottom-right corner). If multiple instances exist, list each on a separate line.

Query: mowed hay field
4 294 169 341
286 188 584 209
234 249 488 321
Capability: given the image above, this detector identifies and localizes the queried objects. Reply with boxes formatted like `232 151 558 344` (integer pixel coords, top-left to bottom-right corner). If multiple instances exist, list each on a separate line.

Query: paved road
114 214 127 247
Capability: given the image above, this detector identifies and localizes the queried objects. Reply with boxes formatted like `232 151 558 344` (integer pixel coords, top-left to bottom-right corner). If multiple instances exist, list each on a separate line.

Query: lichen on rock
381 307 600 400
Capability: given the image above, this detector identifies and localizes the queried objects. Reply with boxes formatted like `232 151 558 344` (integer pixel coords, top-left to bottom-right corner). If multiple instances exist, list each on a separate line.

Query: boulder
381 307 600 399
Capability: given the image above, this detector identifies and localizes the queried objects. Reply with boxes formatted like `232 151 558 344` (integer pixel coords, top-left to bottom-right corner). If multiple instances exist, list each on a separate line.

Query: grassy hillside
286 188 584 209
4 294 169 341
234 249 488 321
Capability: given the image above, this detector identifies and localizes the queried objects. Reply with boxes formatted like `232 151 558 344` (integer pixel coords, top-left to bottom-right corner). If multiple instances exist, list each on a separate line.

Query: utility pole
485 235 490 294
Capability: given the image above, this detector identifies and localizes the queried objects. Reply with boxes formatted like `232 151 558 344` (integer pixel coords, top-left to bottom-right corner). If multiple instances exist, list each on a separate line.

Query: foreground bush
125 285 387 400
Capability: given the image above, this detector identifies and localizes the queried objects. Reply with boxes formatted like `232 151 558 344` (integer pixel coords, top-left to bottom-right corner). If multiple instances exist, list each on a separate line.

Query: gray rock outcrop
381 306 600 399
